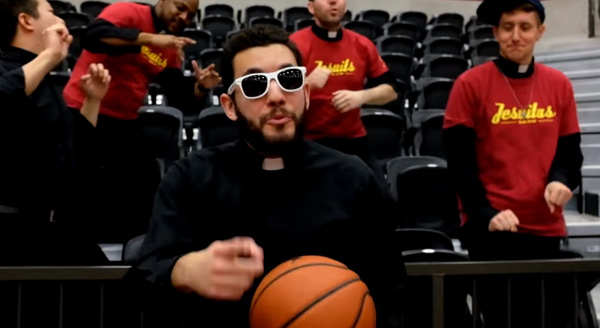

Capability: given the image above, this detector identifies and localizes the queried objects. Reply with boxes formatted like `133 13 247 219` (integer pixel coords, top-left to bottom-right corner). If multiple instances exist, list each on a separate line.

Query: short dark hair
221 25 303 90
0 0 39 48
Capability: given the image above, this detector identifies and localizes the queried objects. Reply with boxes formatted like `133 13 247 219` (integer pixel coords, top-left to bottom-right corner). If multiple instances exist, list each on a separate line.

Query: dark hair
0 0 39 48
221 25 303 90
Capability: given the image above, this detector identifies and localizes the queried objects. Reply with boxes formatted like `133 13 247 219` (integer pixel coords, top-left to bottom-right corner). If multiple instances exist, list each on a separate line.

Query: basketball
249 255 376 328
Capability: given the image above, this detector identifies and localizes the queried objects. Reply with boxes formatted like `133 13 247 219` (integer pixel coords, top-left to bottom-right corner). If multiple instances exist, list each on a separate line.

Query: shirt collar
493 55 535 79
235 138 306 172
151 6 169 34
0 46 37 64
311 22 343 42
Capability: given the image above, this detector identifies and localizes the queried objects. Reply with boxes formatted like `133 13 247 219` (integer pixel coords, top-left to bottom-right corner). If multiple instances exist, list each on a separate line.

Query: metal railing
1 259 600 328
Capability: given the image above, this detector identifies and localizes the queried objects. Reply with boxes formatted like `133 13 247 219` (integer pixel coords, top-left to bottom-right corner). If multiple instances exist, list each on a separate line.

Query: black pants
467 231 576 328
89 115 160 244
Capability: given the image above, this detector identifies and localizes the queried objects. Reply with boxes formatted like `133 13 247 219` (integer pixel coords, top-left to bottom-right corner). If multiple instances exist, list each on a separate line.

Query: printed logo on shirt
491 102 556 125
314 59 355 76
141 46 167 68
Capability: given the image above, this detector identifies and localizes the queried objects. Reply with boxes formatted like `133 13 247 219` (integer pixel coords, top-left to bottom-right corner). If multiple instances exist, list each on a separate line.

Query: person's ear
303 83 310 110
220 93 238 121
17 12 36 32
537 23 546 41
307 1 315 15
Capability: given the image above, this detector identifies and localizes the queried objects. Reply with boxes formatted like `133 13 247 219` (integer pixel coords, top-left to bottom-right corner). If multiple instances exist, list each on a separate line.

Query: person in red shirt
63 0 221 243
443 1 583 327
290 0 398 168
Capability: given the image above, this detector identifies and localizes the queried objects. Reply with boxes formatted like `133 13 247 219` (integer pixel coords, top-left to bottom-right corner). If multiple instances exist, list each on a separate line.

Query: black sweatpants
466 231 577 328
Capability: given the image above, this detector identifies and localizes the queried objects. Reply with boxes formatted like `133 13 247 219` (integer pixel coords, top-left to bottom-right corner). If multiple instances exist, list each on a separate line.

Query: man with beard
62 0 222 243
130 26 405 328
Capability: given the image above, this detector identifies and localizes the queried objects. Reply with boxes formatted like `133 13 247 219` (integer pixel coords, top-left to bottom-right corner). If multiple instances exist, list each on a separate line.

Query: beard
233 102 306 157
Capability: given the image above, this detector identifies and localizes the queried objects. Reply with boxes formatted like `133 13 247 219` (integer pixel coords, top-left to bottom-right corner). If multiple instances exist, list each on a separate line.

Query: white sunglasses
227 66 307 99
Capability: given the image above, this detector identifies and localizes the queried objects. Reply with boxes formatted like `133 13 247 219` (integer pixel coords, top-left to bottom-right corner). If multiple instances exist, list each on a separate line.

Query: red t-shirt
444 62 580 237
63 2 182 120
290 28 389 140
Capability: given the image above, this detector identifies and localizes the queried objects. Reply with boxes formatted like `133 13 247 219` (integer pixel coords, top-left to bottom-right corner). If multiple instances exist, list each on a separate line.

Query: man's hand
192 61 222 91
151 34 195 50
488 210 520 232
306 66 331 89
80 63 111 101
41 23 73 66
332 90 366 113
545 181 573 213
171 237 264 301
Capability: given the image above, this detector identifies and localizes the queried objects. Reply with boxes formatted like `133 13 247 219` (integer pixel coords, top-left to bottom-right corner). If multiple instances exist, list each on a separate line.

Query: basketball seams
351 291 371 328
249 262 350 317
280 278 362 328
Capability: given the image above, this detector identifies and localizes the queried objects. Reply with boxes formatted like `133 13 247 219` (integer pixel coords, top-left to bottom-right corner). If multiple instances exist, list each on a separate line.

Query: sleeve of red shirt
97 2 138 28
365 40 388 79
559 76 580 136
443 76 476 129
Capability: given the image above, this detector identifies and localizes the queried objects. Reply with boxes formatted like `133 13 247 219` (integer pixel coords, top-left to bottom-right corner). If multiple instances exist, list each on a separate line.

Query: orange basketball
249 255 376 328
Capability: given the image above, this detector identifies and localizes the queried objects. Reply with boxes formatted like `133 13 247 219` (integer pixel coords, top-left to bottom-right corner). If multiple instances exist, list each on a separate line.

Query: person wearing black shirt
0 0 111 264
131 26 405 328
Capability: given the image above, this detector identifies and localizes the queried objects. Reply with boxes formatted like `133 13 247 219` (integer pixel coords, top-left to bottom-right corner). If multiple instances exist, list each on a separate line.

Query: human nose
265 78 285 106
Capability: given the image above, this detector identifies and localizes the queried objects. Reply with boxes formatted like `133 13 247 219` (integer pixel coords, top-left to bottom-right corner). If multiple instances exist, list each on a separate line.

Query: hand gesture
192 61 222 90
41 23 73 65
172 237 264 301
332 90 365 113
79 63 111 101
545 181 573 213
151 34 196 50
488 210 520 232
306 66 331 89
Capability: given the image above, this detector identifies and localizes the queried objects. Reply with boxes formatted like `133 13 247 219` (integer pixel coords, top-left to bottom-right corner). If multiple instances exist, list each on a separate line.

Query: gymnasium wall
68 0 594 44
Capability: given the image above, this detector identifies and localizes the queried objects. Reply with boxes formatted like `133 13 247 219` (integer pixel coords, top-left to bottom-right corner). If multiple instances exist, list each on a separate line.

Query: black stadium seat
80 0 109 18
204 3 234 18
197 106 239 149
344 20 377 40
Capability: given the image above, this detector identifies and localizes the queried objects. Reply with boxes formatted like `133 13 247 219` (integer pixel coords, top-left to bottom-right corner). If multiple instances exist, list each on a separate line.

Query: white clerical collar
262 157 284 171
518 64 529 73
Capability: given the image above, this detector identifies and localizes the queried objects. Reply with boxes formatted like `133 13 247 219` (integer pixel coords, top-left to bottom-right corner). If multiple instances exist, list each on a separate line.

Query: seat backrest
425 55 469 79
381 52 415 84
181 29 213 60
393 162 459 231
49 0 74 14
434 12 464 29
425 37 463 56
137 106 184 166
244 5 275 25
472 25 494 40
377 35 416 56
472 38 500 57
343 20 377 40
59 12 92 29
68 26 86 58
198 106 239 149
427 23 462 40
420 78 454 109
396 11 428 31
282 7 312 29
294 18 314 31
80 0 108 17
395 228 454 251
419 112 445 158
360 108 404 165
386 155 447 201
204 4 234 18
356 9 390 28
202 15 235 46
385 21 420 40
471 55 497 66
200 48 224 75
249 16 284 29
342 10 352 22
